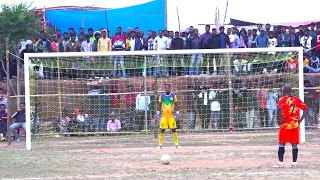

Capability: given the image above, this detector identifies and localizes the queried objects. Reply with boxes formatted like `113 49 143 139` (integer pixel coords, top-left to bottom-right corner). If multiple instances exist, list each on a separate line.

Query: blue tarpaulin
45 0 166 35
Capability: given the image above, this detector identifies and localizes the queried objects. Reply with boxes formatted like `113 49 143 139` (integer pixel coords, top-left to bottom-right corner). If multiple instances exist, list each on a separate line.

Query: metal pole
57 57 63 135
223 0 229 24
144 56 148 135
227 52 233 131
16 47 21 110
6 38 11 145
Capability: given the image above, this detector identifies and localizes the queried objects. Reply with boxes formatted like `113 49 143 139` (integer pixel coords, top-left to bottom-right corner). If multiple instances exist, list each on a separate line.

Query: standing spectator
163 29 168 37
300 29 313 57
244 84 257 128
256 28 269 48
229 27 240 48
124 85 136 130
167 31 174 49
20 43 35 60
111 27 126 46
135 27 141 34
78 34 84 45
266 86 279 127
122 32 131 51
66 35 81 75
154 30 169 76
0 104 7 140
148 84 158 134
248 29 258 48
278 27 290 47
36 35 51 53
184 85 196 129
273 26 281 40
209 85 222 129
187 28 203 75
206 28 221 49
51 35 60 52
180 30 187 47
310 23 316 37
201 25 212 49
88 86 105 132
81 34 94 70
140 31 148 50
296 25 305 43
98 30 112 52
258 85 268 127
239 28 248 48
170 31 185 75
60 32 69 52
288 27 298 47
304 82 314 126
88 28 95 42
55 29 62 42
268 32 278 56
107 112 121 132
256 24 262 35
127 27 132 34
147 31 156 76
135 85 151 131
196 82 210 129
112 32 126 78
314 26 320 58
81 34 93 53
227 28 231 35
78 28 85 40
10 102 26 141
265 23 271 35
92 31 101 52
187 26 194 38
218 26 230 75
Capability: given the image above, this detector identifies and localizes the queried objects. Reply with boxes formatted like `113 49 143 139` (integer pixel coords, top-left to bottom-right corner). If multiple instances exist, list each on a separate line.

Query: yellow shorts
160 117 176 129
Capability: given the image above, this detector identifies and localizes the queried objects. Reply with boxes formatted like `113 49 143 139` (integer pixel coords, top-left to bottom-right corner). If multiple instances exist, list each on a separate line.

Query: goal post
23 47 305 150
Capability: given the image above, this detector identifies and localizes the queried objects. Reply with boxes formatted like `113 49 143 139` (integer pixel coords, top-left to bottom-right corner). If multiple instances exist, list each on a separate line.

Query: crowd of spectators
2 22 320 80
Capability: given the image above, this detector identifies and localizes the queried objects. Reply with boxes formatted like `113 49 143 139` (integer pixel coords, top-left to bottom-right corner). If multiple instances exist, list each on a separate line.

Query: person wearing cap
256 28 269 48
98 29 112 52
92 31 101 52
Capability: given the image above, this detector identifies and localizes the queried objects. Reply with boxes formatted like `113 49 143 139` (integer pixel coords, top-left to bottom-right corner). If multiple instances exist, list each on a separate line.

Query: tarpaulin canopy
44 0 166 35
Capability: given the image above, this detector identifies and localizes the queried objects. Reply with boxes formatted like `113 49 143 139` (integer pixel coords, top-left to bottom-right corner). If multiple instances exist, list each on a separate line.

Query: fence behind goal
22 47 307 150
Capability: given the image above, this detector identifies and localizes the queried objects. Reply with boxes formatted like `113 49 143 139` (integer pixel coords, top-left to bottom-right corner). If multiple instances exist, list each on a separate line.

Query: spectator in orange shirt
273 84 308 168
258 83 268 127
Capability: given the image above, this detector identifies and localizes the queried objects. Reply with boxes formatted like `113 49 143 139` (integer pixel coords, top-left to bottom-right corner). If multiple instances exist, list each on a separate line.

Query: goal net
23 47 304 150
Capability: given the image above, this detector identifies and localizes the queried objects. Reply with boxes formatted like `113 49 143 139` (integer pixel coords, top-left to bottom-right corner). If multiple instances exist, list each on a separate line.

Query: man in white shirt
81 34 94 69
154 30 169 76
300 29 313 57
76 110 89 132
135 85 151 131
209 85 222 129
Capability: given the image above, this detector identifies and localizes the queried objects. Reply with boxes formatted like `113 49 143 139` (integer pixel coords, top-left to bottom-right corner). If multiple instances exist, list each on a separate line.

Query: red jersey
278 96 308 129
285 58 298 70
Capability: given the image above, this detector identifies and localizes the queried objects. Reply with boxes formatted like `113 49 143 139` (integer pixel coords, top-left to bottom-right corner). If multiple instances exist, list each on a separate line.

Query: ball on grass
160 154 171 165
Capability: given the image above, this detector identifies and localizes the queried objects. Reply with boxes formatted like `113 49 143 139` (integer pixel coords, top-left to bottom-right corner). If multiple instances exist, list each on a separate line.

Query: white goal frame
24 47 304 150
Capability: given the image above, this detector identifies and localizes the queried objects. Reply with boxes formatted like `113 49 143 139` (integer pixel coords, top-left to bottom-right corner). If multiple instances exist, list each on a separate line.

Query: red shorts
279 127 300 144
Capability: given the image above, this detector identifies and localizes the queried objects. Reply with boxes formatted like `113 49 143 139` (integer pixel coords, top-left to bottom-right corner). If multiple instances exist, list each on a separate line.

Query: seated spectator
52 113 71 133
0 104 7 141
107 112 121 132
310 54 320 69
304 54 320 73
76 110 89 132
10 102 26 142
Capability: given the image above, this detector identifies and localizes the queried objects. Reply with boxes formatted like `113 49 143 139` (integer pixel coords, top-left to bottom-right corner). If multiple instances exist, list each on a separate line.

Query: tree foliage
0 2 42 50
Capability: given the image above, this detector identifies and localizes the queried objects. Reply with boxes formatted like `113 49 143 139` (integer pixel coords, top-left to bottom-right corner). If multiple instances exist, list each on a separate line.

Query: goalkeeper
155 84 181 149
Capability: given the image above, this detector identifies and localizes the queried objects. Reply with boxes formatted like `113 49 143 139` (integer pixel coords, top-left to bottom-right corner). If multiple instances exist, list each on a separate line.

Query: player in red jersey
273 84 308 168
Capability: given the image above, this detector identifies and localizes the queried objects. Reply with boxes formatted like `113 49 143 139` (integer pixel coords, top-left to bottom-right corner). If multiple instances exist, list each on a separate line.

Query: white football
160 154 171 165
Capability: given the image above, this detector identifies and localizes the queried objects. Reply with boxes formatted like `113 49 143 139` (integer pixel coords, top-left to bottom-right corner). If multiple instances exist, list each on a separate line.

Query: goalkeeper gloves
155 111 161 120
175 111 181 121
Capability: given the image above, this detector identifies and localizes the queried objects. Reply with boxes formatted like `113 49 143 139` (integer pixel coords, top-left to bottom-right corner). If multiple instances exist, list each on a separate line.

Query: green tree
0 2 42 50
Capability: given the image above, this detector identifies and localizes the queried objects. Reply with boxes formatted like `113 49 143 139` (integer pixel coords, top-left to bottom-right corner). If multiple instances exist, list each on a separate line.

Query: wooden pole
6 38 11 145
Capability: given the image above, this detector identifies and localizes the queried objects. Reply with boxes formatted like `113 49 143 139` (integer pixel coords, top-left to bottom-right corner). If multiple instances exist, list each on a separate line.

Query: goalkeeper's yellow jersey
159 93 177 118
